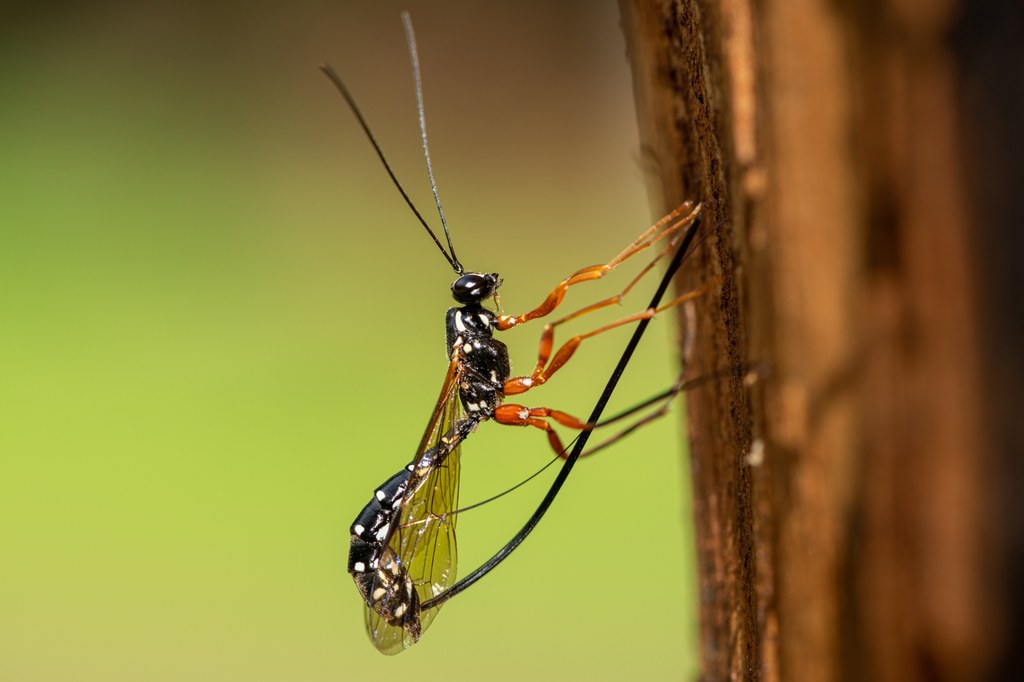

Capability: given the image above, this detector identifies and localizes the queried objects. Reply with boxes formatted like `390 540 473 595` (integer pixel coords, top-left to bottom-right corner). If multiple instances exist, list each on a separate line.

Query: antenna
318 64 458 273
401 12 462 274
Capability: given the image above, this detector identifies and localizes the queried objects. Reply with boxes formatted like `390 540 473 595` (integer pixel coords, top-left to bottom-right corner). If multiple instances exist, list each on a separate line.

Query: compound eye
451 273 494 304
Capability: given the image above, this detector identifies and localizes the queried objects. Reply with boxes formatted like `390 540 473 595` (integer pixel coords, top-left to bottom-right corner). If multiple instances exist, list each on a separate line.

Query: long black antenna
421 213 704 610
401 12 462 274
318 64 459 273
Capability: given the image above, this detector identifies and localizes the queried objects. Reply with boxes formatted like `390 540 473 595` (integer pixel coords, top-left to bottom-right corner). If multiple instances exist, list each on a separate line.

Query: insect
322 14 705 654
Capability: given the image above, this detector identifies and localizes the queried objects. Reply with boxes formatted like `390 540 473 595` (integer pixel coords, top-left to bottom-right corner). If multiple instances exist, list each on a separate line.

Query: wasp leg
493 404 590 459
495 202 701 332
503 279 719 395
579 365 763 458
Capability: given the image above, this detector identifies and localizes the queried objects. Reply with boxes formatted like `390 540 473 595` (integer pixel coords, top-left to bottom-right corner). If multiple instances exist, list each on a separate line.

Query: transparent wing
365 359 464 654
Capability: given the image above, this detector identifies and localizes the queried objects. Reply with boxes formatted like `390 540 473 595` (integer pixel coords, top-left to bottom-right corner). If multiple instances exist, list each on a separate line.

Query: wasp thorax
451 272 500 304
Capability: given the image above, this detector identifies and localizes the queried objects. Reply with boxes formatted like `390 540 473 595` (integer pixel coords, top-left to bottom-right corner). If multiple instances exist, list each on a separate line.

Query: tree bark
619 1 1023 680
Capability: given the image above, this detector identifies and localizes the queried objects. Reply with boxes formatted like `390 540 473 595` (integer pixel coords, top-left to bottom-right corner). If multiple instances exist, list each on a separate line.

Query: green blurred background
0 1 699 679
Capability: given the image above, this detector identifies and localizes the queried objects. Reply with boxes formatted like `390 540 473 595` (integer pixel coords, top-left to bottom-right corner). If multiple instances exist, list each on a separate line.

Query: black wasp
322 14 704 654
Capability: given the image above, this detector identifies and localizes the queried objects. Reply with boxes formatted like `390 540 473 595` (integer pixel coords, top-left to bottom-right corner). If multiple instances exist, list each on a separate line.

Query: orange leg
503 279 720 395
494 404 589 459
495 364 757 461
495 202 701 332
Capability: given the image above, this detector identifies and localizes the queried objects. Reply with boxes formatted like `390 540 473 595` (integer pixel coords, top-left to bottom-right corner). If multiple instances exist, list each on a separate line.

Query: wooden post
619 1 1023 680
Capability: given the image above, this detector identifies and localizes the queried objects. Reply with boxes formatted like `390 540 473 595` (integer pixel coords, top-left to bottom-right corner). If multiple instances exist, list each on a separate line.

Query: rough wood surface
619 1 1022 680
